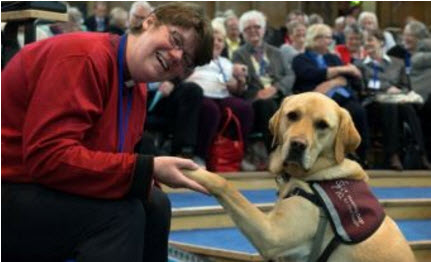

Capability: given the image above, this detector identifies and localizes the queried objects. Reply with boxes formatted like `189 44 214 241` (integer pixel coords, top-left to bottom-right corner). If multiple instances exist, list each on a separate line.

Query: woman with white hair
292 23 369 166
358 11 396 52
232 10 295 151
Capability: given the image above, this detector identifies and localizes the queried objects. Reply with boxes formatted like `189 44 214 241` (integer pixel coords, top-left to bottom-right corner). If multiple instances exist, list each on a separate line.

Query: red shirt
2 32 151 199
335 44 366 65
335 45 352 65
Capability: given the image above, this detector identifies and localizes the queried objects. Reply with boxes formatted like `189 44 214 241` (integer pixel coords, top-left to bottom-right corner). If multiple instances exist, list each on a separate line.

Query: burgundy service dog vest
310 179 385 243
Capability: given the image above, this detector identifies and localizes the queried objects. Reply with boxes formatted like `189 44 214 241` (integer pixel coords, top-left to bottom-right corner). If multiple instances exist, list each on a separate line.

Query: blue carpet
169 187 431 208
169 220 431 254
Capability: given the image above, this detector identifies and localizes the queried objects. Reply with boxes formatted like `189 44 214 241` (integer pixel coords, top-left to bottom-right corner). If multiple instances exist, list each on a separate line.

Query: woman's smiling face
127 15 198 82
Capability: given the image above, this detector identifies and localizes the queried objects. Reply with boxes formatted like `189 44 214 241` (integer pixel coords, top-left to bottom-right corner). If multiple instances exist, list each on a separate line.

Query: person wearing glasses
292 24 369 167
128 1 153 33
232 10 295 154
1 3 213 262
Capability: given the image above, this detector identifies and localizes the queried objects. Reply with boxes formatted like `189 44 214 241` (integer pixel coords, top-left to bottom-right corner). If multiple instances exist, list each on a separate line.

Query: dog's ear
334 108 361 163
269 96 293 148
269 108 282 148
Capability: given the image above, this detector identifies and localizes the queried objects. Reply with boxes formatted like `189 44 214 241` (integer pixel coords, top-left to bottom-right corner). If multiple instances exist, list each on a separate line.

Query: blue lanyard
372 61 379 84
214 58 227 82
404 52 411 75
117 34 133 152
258 58 267 76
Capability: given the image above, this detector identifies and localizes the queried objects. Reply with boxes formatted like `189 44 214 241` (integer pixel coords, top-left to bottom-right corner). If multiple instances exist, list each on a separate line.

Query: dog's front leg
182 169 290 259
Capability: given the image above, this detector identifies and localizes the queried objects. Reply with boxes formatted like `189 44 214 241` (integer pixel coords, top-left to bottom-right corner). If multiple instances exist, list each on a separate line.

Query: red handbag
208 107 244 172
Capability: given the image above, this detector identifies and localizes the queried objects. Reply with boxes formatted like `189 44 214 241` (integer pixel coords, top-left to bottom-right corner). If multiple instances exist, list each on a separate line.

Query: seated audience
185 20 254 169
232 10 295 151
292 24 369 165
358 11 396 52
335 23 366 64
357 30 431 170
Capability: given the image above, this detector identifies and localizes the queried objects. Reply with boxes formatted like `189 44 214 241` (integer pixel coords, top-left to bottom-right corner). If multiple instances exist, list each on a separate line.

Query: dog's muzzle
284 139 308 167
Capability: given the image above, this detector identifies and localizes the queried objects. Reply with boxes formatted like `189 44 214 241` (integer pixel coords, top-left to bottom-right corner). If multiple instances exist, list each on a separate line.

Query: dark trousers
149 82 204 155
252 98 279 151
2 184 171 262
419 96 431 159
372 102 426 156
196 96 254 159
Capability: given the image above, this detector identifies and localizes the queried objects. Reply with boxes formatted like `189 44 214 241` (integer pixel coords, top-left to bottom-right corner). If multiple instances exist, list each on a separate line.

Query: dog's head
269 93 361 177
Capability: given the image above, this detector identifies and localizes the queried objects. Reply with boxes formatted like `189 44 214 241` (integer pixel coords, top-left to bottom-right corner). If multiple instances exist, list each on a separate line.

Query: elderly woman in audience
292 24 369 166
388 21 431 162
357 30 431 170
280 21 307 65
185 19 254 169
335 23 366 64
358 11 396 52
232 10 295 151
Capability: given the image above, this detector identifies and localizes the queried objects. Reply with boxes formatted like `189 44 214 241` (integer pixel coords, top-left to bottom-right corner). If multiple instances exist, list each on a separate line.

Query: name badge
368 79 381 90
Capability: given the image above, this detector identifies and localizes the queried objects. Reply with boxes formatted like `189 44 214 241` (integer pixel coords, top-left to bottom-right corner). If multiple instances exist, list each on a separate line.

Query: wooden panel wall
377 2 431 28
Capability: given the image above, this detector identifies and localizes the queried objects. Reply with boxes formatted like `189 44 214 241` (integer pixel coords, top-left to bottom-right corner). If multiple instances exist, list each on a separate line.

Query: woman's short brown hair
153 2 213 67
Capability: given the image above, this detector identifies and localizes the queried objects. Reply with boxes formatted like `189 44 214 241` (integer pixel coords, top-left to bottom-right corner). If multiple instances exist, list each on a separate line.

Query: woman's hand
153 156 209 194
232 63 248 79
256 86 277 100
343 64 362 79
387 86 402 94
158 81 175 97
315 76 347 93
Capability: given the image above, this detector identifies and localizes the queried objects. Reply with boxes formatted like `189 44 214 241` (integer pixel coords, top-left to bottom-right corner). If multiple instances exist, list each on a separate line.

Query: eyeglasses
315 34 333 40
132 13 147 21
243 25 262 33
168 30 195 73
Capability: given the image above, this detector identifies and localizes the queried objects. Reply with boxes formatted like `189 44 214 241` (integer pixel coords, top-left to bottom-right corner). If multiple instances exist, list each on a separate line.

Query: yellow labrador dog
183 93 415 262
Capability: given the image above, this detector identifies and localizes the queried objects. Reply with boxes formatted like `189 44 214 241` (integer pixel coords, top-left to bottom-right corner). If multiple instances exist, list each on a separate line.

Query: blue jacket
292 50 344 93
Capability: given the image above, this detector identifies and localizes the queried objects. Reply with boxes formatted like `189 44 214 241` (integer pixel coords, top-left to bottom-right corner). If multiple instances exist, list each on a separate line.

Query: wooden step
171 199 431 231
163 170 431 193
169 240 431 262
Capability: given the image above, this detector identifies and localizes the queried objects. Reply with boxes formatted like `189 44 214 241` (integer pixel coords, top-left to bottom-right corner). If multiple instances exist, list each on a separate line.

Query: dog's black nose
291 140 307 152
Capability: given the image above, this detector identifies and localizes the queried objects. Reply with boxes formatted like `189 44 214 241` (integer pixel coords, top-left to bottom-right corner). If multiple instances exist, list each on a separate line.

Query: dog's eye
287 111 299 121
315 120 329 130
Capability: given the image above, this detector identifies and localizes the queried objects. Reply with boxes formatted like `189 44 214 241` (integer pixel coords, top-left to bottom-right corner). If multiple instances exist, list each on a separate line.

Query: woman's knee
200 98 222 124
179 82 204 100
